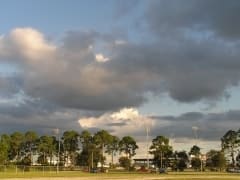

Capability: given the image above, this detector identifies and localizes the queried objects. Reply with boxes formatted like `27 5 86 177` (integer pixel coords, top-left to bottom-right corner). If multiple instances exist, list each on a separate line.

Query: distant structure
192 126 199 145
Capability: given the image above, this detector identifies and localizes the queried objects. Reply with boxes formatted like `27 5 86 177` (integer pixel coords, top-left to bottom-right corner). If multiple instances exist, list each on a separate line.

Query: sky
0 0 240 155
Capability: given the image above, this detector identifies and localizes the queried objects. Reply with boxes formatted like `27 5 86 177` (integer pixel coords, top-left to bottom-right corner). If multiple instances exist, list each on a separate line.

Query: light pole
200 154 203 172
55 128 60 174
144 119 152 169
90 135 94 171
146 126 150 169
91 151 94 169
192 126 199 145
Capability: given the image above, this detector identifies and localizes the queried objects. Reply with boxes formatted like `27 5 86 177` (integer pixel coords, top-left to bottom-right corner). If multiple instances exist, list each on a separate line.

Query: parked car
227 168 240 173
90 168 99 173
159 168 167 174
149 168 167 174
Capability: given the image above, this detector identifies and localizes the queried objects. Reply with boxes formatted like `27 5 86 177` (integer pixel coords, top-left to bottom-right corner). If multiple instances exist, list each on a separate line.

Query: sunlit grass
0 170 239 179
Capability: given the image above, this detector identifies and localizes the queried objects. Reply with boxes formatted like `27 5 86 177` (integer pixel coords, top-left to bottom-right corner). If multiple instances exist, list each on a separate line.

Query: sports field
0 171 239 180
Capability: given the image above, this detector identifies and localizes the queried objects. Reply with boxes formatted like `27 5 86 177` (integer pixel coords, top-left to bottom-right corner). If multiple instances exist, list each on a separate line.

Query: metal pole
91 151 93 169
146 127 149 169
57 129 60 173
160 151 163 168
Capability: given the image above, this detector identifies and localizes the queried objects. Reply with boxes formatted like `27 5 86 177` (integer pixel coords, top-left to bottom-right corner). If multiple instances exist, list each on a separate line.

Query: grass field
0 171 239 180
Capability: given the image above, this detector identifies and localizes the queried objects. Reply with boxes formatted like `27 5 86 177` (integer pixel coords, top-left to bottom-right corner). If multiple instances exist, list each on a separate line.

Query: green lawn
0 171 239 179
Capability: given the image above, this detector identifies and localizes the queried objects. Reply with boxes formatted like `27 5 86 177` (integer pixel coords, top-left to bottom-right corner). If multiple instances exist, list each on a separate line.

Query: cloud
0 1 239 153
114 0 140 19
0 28 55 61
76 108 240 152
95 53 109 62
146 0 240 39
108 37 240 103
79 108 154 137
0 25 240 111
0 76 21 97
151 110 240 141
0 95 84 134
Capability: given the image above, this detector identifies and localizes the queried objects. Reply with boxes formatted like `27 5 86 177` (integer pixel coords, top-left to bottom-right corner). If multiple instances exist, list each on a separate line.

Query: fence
0 165 87 174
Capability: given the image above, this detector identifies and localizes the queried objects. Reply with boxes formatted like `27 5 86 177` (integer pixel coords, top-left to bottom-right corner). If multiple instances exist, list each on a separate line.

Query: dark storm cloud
107 122 127 127
0 75 22 97
146 0 240 39
150 110 240 141
0 0 240 138
107 37 240 102
0 99 83 134
114 0 140 19
0 98 56 118
1 0 240 110
151 112 204 122
16 30 148 111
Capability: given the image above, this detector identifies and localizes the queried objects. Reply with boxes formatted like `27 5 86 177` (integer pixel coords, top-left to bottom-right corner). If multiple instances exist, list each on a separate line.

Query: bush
129 166 136 171
118 157 131 170
191 158 201 171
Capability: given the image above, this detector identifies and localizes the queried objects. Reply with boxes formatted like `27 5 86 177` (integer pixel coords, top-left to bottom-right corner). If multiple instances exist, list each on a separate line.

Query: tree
206 150 218 169
149 136 173 168
94 130 112 168
62 130 79 166
78 130 101 169
221 130 240 167
119 156 131 170
177 151 189 162
9 132 24 162
175 151 189 171
236 152 240 167
189 145 201 157
24 131 38 165
119 136 138 159
206 150 226 171
0 134 10 164
79 130 92 148
212 151 226 171
106 135 119 167
178 159 187 171
189 145 202 171
37 135 56 165
191 157 201 171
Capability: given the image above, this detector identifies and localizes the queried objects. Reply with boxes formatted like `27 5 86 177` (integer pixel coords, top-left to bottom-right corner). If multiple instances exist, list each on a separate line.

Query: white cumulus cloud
0 28 55 61
79 108 154 137
95 53 109 62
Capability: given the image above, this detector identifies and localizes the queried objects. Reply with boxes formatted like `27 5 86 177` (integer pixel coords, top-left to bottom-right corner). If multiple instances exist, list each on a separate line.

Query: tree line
148 129 240 171
0 130 138 169
0 128 239 171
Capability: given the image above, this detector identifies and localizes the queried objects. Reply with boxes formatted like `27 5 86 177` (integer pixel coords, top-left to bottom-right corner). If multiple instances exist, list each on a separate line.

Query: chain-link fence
0 165 87 174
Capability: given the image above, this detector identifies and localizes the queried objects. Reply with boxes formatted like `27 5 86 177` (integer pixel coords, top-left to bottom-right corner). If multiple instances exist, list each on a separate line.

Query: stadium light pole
192 126 199 145
146 126 150 169
144 118 152 169
192 126 204 172
56 128 60 174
